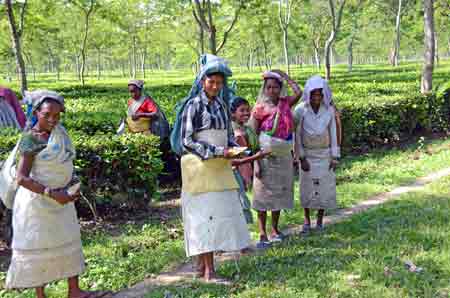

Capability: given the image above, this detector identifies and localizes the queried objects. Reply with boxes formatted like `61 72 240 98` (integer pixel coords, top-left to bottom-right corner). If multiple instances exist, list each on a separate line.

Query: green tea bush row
0 129 163 211
336 82 450 149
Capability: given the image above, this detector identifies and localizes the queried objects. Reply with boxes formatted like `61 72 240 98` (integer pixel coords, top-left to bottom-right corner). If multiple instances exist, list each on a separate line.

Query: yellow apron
126 116 151 134
181 130 238 194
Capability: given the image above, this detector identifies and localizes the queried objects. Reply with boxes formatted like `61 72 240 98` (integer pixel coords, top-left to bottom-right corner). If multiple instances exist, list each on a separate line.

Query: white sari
6 124 85 289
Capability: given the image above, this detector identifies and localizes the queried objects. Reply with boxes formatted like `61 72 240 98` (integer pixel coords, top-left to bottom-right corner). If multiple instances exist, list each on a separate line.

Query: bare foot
196 264 205 278
240 247 252 255
203 271 232 285
203 269 216 281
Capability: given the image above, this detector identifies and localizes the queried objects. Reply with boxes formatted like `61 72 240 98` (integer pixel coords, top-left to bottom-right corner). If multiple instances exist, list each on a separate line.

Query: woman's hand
224 148 235 159
255 161 263 179
50 190 79 205
255 149 271 159
300 159 310 172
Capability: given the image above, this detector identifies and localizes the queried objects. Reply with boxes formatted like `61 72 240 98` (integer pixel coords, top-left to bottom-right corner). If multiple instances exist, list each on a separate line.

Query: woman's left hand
329 159 339 171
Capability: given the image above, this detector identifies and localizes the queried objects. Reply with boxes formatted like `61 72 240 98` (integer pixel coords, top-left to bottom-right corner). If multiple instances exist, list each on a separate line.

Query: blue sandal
316 224 325 232
256 240 271 249
301 224 311 234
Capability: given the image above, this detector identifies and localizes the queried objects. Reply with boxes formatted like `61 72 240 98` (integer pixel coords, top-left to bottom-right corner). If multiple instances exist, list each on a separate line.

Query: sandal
256 240 271 249
301 224 311 235
316 223 325 232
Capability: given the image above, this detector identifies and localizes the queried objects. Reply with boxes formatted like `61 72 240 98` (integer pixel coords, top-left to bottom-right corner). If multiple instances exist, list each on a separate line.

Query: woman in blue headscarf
174 55 250 281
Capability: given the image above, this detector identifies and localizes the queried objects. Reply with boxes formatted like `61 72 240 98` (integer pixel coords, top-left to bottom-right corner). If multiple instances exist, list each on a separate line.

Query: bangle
44 187 51 197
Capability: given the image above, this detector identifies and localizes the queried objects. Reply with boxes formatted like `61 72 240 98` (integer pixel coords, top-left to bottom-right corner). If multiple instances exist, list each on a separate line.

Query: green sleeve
18 132 47 155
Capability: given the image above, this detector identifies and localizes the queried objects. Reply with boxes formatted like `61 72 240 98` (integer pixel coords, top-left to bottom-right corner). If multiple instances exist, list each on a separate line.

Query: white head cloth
128 79 145 90
256 71 288 105
24 90 65 113
302 75 332 108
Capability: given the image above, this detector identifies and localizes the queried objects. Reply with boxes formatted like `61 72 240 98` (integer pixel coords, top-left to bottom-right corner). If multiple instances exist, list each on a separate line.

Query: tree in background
324 0 346 80
278 0 297 75
192 0 244 55
421 0 435 94
68 0 98 85
4 0 28 94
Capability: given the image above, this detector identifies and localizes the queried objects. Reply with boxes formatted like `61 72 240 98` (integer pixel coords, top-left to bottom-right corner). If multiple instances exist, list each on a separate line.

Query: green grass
146 176 450 298
2 135 450 297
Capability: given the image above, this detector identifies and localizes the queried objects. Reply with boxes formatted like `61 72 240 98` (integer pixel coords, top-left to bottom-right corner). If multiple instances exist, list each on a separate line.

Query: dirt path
104 167 450 297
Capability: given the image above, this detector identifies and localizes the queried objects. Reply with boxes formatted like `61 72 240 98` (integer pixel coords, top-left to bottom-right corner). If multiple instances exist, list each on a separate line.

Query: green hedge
71 132 163 209
0 130 163 211
338 82 450 149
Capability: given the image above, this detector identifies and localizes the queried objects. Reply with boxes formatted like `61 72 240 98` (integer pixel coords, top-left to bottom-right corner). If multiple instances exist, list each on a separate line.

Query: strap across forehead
24 90 65 112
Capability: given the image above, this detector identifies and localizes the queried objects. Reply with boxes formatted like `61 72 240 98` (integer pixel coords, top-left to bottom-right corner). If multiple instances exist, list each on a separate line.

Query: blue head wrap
170 54 234 155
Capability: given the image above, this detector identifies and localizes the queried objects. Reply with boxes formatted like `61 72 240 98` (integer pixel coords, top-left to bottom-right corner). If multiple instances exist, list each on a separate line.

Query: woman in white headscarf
294 76 340 233
6 90 110 298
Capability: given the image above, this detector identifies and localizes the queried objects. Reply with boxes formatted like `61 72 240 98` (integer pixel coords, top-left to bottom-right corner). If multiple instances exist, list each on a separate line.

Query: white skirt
6 240 85 289
182 190 251 257
300 157 337 210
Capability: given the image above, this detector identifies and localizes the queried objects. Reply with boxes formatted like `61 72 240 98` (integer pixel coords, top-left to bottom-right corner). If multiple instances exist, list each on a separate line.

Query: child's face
310 89 323 107
34 101 63 132
233 103 251 124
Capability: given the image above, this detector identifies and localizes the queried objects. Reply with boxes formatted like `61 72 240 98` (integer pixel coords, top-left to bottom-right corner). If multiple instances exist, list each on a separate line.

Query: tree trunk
24 51 36 81
421 0 435 94
278 0 292 75
393 0 402 67
55 57 60 81
141 50 147 79
347 38 353 72
96 49 101 80
5 0 28 94
132 35 138 78
193 0 241 55
121 62 126 78
80 14 89 85
447 37 450 56
128 54 133 77
199 26 205 55
262 40 270 69
209 26 217 55
75 55 81 81
324 0 346 80
434 32 439 65
282 28 290 75
324 36 334 80
79 1 95 86
314 46 321 69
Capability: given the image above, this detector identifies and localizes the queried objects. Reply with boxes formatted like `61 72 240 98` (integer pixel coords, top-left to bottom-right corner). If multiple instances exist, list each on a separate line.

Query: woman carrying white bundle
5 90 110 298
294 76 340 233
